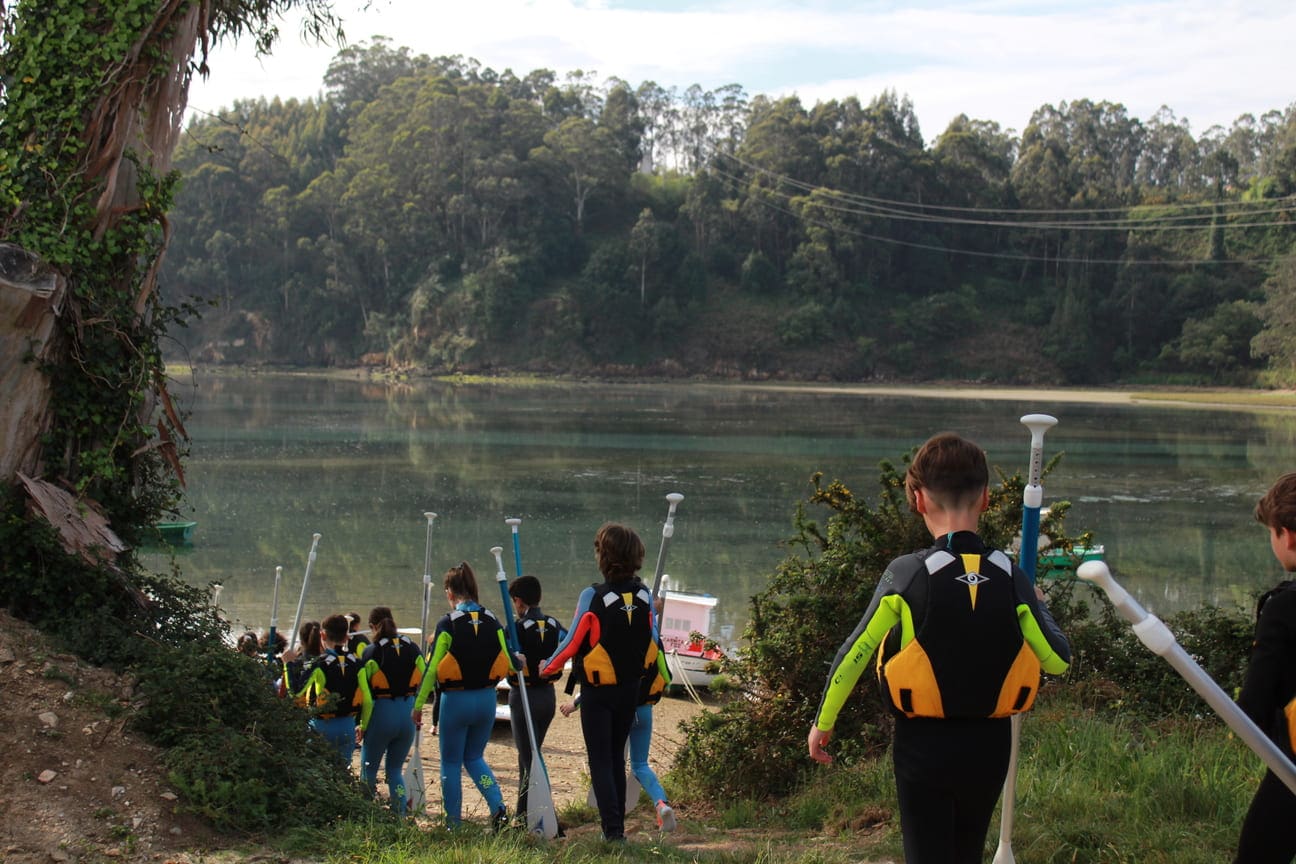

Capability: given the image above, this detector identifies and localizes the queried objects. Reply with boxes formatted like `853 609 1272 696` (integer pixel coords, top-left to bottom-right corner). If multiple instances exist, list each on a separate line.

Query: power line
710 163 1296 233
707 167 1295 267
712 149 1296 224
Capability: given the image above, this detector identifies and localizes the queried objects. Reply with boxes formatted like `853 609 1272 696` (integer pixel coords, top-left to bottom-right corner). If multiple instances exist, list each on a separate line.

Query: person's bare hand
807 727 833 764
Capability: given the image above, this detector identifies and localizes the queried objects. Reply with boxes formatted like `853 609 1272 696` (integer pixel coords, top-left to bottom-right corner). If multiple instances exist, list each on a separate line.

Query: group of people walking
227 431 1296 860
238 522 676 839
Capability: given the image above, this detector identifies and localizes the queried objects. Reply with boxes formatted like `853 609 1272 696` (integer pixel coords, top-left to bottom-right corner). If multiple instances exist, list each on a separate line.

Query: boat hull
155 520 196 545
665 647 720 690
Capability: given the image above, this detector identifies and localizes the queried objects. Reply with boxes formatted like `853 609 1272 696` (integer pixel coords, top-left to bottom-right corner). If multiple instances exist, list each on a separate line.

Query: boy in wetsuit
807 431 1071 864
507 574 566 825
1234 472 1296 864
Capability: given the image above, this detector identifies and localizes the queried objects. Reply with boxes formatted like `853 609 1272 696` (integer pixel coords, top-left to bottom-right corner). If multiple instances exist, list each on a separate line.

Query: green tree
1160 300 1262 378
0 0 337 536
323 36 431 118
1252 258 1296 376
531 117 625 235
629 207 661 307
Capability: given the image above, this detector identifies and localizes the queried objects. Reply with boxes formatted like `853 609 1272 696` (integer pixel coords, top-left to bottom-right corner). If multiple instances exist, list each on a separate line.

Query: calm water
145 374 1296 644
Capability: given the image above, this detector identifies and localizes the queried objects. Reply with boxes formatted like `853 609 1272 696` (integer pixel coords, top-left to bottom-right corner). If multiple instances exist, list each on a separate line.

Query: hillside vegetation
166 41 1296 385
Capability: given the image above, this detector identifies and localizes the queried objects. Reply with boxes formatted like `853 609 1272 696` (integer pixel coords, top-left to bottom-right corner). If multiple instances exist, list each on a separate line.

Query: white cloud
185 0 1296 140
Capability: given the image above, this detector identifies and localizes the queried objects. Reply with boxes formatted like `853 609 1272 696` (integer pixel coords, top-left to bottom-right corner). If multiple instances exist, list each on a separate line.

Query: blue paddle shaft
1017 414 1057 585
1020 506 1041 582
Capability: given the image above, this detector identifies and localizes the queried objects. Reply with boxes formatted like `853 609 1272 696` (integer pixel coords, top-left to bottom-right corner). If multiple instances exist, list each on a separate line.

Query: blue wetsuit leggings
629 703 667 805
309 715 357 766
361 696 416 814
438 687 504 826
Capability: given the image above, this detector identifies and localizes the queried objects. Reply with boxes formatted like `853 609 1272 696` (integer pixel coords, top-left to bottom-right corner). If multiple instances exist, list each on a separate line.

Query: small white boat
665 643 724 689
658 580 725 690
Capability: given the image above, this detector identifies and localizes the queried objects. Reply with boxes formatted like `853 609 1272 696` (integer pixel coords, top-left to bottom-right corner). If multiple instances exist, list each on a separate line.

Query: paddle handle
1079 561 1296 796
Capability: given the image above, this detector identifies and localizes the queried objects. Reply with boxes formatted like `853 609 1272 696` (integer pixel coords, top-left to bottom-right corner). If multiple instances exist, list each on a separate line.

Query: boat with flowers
657 578 726 690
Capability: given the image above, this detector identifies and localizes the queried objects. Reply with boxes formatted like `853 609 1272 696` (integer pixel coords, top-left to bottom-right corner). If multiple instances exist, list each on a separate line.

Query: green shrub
1066 588 1251 717
133 642 378 834
0 487 224 665
676 454 1085 799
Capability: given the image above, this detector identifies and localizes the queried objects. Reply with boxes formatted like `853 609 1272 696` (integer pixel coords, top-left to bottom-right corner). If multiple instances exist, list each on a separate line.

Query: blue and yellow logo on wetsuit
519 614 564 685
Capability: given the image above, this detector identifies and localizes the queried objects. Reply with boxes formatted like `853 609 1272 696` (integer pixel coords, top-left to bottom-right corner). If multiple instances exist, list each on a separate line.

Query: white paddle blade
625 768 642 814
407 750 426 815
527 757 559 838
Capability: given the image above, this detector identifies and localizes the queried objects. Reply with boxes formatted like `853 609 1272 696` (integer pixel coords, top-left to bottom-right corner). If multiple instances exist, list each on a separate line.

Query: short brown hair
322 614 350 645
905 432 989 512
1256 472 1296 532
594 522 645 580
510 575 542 607
444 561 479 602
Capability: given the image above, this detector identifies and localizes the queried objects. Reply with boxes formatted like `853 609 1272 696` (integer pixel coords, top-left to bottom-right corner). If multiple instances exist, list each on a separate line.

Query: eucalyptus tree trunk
0 0 338 553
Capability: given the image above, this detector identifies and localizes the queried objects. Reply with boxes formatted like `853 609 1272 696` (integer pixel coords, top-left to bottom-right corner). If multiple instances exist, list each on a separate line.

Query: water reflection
147 374 1291 642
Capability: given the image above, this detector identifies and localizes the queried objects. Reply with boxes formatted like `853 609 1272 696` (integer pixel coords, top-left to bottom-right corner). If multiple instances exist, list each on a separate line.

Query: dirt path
400 688 704 830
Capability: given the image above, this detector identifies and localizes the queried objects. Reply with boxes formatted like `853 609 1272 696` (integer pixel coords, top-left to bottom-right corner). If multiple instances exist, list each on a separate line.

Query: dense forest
164 38 1296 385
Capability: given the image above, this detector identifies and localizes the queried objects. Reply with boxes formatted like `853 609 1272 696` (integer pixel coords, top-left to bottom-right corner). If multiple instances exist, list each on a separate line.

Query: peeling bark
0 245 66 484
18 472 127 567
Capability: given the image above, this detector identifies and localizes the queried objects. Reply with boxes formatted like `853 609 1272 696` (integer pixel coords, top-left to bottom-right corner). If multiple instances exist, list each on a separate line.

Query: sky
185 0 1295 141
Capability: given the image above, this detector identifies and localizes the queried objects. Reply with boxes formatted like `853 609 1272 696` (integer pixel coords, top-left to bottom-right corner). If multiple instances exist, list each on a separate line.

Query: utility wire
709 163 1296 233
712 149 1296 223
707 167 1295 267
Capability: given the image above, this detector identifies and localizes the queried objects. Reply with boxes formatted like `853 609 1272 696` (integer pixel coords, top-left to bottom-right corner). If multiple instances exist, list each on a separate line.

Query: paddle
287 532 322 651
265 565 283 664
1080 560 1296 796
407 511 437 816
495 525 559 838
993 414 1056 864
649 492 685 599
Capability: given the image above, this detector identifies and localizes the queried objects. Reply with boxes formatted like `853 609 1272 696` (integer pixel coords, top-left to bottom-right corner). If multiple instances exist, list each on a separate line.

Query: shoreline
165 363 1296 412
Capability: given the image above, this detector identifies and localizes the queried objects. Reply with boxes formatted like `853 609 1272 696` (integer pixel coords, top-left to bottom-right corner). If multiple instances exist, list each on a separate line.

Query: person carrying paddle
293 613 364 766
345 611 368 657
280 620 323 702
357 606 424 815
559 633 677 832
413 561 512 830
1233 473 1296 864
506 574 566 826
807 432 1071 864
543 522 658 842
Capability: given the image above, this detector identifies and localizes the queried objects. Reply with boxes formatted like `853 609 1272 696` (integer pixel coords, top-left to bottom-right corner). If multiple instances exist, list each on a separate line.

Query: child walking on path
807 432 1070 864
293 613 364 765
357 607 423 815
1233 473 1296 864
507 574 566 824
544 523 657 842
414 561 512 829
